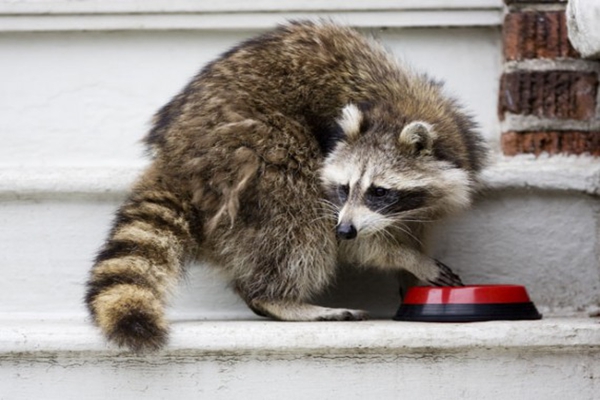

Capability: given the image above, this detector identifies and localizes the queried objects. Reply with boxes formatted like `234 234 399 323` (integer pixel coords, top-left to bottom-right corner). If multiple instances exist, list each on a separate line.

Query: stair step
2 318 599 399
1 160 600 317
2 157 600 199
3 317 599 354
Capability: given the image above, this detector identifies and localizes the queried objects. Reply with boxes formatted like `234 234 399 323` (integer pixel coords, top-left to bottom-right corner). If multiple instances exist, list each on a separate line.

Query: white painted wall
0 31 244 168
0 6 598 320
0 27 502 169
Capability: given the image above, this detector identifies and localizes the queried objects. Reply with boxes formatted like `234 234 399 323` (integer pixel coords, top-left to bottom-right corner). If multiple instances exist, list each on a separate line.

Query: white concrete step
1 159 599 320
2 317 599 399
0 23 502 169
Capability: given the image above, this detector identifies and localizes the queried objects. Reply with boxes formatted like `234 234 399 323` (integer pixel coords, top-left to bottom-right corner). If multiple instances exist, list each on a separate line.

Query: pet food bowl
394 285 542 322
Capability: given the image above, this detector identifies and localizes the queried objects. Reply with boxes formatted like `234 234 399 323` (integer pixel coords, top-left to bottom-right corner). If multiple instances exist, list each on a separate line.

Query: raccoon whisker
317 200 340 214
376 227 402 248
314 208 338 221
318 198 339 208
401 218 432 222
319 207 338 214
395 229 423 249
384 208 436 223
360 213 391 235
307 215 337 224
373 204 433 224
360 214 402 246
388 223 424 247
382 211 417 221
407 205 438 216
395 218 434 224
315 212 337 220
318 209 339 219
377 218 406 247
374 203 400 215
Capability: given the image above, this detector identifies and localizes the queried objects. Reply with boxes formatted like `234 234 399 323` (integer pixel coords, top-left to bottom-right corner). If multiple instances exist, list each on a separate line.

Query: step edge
2 318 599 357
0 1 504 32
2 156 600 200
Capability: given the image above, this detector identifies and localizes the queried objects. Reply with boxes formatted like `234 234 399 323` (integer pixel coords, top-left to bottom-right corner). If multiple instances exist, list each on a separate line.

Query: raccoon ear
336 104 363 142
398 121 436 155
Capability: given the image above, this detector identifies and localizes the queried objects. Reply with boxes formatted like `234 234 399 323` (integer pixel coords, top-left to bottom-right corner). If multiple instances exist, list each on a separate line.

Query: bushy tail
85 177 193 353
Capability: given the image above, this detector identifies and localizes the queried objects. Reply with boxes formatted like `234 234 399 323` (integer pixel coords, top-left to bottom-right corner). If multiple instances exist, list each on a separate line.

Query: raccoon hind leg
248 299 369 321
226 184 368 322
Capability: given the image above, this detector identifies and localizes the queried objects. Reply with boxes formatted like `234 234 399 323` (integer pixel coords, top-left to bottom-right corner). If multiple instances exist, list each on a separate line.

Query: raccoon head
320 103 473 240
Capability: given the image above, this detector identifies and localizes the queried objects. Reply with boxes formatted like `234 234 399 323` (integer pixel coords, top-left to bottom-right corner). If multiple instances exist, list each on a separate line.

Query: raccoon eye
372 187 389 197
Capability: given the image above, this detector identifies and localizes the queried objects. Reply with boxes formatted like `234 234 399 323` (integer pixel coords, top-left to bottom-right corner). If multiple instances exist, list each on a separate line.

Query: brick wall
499 0 600 156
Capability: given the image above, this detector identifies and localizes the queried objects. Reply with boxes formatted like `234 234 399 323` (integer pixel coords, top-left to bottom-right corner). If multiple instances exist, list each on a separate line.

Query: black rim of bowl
394 302 543 322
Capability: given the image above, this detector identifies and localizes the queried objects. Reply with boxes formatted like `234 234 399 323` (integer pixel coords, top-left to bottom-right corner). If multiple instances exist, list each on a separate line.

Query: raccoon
85 21 487 352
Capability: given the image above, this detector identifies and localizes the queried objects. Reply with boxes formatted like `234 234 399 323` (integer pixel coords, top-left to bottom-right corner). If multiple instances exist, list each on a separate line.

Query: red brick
503 11 579 61
499 71 598 120
502 131 600 156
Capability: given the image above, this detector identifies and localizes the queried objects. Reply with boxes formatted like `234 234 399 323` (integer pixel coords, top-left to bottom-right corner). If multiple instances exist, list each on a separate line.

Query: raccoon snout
336 222 357 240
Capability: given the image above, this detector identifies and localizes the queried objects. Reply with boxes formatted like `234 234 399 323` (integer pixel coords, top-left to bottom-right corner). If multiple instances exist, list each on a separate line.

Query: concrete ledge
500 114 600 133
0 0 504 31
0 11 503 32
3 317 598 400
2 318 599 357
2 156 600 200
0 165 144 200
0 0 504 14
481 155 600 195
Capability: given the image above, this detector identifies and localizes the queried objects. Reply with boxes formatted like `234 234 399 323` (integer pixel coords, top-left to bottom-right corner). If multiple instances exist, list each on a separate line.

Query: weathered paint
2 319 599 400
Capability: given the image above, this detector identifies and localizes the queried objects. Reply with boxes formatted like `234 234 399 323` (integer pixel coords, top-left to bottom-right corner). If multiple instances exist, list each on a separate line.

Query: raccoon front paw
316 308 370 321
427 259 464 287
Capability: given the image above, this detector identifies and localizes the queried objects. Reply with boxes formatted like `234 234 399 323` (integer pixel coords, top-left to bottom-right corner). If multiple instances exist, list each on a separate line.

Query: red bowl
394 285 542 322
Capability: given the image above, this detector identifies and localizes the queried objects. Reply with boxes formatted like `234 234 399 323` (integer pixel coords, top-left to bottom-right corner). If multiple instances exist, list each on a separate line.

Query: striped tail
85 180 194 352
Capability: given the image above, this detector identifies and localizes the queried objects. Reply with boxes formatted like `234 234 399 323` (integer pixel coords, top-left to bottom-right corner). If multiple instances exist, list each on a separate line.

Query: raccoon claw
427 259 464 287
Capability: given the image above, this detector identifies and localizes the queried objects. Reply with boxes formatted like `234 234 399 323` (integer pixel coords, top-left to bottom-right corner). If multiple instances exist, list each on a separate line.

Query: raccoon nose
336 223 357 240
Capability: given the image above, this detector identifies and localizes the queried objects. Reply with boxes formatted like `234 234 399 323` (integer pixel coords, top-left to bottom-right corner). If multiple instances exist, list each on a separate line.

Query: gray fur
85 21 488 352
